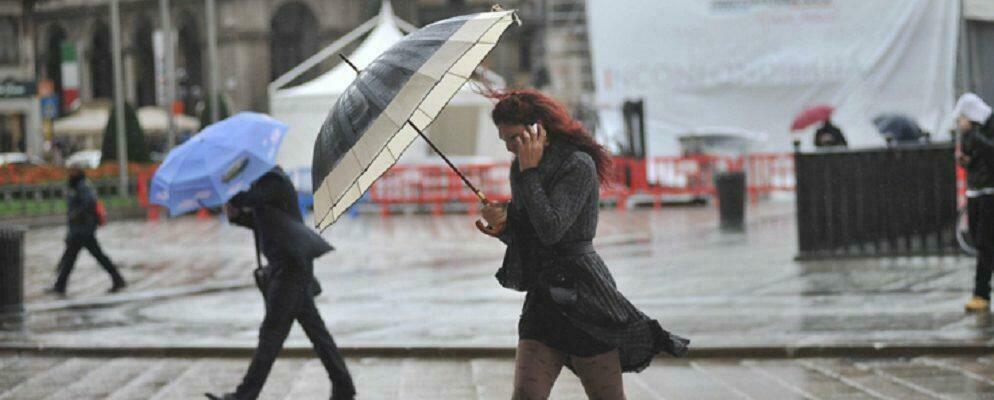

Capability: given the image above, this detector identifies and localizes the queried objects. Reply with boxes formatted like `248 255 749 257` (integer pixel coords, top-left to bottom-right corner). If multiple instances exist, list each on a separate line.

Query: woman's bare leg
572 350 625 400
512 339 565 400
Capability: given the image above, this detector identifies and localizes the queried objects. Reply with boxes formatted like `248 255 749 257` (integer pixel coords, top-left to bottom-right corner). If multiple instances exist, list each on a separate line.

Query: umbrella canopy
791 105 834 131
311 8 519 230
150 112 287 216
872 114 923 143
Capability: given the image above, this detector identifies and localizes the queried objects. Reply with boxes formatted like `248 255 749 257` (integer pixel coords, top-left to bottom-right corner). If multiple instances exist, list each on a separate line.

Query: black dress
495 142 689 372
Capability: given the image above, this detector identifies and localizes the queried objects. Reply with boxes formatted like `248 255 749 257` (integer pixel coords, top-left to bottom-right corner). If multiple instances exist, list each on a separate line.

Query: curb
26 280 254 313
2 343 992 360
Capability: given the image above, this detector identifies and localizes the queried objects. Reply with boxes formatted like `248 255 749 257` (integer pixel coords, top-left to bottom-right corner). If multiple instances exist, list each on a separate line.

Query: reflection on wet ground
5 200 992 350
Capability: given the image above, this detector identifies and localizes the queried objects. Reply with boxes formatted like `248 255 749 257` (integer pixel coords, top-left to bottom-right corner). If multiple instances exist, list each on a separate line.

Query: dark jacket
67 180 99 236
492 141 689 370
228 168 332 281
814 122 848 148
961 116 994 191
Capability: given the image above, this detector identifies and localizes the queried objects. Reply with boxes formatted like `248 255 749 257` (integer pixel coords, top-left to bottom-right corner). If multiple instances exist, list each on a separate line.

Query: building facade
0 0 42 158
7 0 599 159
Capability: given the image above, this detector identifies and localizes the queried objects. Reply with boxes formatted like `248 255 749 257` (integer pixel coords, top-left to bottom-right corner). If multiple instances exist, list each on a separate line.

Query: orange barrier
368 162 514 215
130 154 800 220
366 154 797 213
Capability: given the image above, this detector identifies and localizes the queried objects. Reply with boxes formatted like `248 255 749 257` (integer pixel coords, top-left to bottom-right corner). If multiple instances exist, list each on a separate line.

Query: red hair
487 88 612 183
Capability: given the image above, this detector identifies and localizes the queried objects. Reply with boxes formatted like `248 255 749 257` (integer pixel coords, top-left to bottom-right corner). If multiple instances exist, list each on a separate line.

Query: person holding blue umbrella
206 166 355 400
150 112 354 400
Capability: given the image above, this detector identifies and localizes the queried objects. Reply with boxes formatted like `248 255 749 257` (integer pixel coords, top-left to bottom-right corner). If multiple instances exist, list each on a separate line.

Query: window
0 18 18 64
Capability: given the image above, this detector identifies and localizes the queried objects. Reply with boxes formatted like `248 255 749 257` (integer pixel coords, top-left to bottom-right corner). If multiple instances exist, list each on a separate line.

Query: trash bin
0 225 26 319
715 171 746 231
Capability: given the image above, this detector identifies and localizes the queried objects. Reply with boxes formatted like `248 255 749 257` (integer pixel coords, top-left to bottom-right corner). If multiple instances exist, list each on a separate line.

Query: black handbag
252 226 273 296
252 224 322 298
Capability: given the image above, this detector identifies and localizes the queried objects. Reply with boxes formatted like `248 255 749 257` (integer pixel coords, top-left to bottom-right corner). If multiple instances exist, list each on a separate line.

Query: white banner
587 0 960 155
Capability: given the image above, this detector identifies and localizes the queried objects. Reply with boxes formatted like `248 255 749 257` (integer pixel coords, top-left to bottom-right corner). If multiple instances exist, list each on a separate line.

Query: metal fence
794 144 958 259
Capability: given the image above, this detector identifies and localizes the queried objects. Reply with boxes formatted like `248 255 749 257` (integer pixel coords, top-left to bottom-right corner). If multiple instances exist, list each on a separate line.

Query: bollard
715 172 746 231
0 225 26 326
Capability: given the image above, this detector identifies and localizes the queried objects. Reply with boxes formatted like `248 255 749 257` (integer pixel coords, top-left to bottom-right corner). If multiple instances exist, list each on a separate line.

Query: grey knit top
494 141 689 372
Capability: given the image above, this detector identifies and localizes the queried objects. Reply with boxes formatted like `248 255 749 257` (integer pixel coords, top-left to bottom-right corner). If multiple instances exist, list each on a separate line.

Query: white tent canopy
587 0 959 155
271 1 507 193
53 102 199 149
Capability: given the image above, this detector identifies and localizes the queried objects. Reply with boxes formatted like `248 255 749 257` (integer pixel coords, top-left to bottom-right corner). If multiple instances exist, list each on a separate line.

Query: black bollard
0 225 26 327
715 172 746 231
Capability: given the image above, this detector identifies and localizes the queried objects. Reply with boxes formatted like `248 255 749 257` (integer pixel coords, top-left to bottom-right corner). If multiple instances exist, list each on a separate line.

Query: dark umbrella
872 114 922 144
311 8 519 231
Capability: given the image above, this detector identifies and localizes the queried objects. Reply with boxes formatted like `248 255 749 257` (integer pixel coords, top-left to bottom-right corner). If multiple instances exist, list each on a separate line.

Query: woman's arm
517 152 596 246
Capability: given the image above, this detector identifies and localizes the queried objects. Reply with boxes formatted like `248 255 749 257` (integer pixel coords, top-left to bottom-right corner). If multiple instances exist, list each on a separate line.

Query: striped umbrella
311 8 519 230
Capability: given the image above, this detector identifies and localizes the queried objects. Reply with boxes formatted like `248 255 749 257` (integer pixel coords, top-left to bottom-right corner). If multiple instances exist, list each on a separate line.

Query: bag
95 200 107 226
252 224 321 298
538 262 578 307
253 227 272 296
254 264 274 296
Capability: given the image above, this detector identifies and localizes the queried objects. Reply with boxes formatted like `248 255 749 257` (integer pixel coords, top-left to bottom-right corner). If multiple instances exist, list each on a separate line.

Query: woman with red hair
478 89 689 399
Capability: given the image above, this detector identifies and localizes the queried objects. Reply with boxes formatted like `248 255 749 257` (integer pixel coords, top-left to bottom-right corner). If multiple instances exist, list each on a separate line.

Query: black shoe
108 281 127 294
204 393 238 400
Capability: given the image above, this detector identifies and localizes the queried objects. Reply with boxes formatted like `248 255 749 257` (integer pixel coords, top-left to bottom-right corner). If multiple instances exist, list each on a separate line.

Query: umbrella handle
475 219 505 237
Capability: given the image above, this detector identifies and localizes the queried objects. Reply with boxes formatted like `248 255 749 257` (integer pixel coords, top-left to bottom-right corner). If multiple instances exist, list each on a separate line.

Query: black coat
228 168 332 285
814 122 848 148
67 180 99 236
962 116 994 191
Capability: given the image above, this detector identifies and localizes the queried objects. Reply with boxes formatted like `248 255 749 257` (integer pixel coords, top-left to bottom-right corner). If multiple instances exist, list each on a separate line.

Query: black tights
511 339 625 400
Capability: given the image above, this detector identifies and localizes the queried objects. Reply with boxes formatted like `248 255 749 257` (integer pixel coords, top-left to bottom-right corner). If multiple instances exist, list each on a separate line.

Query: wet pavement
3 200 993 352
1 354 994 399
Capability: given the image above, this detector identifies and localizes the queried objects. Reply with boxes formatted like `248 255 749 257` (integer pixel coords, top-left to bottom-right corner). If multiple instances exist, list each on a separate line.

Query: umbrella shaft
409 121 487 203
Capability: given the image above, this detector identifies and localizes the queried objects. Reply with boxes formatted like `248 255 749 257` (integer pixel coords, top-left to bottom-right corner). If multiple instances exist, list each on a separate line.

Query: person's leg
53 236 84 292
234 275 301 400
296 295 355 398
81 234 125 287
512 339 565 400
975 196 994 300
571 350 626 400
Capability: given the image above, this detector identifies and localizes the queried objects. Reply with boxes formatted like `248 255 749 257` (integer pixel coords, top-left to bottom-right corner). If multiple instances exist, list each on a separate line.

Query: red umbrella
791 105 834 131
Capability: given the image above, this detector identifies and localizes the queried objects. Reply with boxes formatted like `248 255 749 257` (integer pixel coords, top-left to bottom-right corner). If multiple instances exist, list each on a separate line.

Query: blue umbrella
150 112 288 216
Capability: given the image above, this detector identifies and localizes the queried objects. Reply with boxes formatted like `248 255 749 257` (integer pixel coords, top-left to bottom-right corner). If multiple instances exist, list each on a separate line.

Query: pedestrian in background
49 167 126 295
478 89 689 400
206 167 355 400
957 93 994 313
814 119 848 148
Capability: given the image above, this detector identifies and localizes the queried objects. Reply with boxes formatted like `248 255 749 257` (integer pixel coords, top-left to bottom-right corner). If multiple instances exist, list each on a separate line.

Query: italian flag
60 42 80 110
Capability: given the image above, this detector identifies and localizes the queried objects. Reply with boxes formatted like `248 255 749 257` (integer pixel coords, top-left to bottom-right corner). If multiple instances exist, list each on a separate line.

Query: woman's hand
481 201 507 226
517 124 546 171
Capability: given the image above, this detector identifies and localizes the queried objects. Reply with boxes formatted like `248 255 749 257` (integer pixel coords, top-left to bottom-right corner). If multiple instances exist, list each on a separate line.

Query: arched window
133 16 156 107
44 25 68 111
89 21 113 99
0 17 17 65
269 2 318 81
177 12 203 114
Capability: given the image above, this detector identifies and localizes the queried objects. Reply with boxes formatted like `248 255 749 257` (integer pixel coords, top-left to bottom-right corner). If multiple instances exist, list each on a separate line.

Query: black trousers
54 233 124 292
969 195 994 300
235 265 353 400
